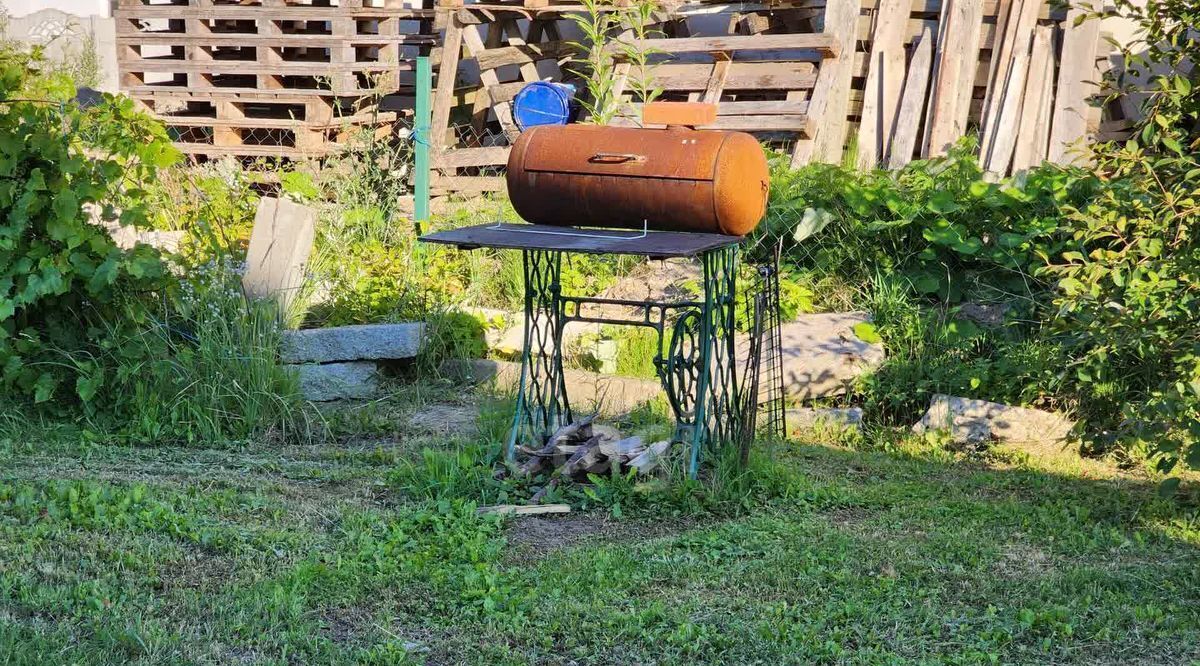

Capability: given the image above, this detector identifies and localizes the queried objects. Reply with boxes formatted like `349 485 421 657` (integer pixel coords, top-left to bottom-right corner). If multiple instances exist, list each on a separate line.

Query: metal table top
419 223 743 259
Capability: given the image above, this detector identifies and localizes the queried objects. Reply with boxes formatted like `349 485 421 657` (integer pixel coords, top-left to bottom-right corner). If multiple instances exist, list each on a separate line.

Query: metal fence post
414 55 432 230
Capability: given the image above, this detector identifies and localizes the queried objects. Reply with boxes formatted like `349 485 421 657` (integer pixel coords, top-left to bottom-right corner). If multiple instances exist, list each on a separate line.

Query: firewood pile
497 417 673 500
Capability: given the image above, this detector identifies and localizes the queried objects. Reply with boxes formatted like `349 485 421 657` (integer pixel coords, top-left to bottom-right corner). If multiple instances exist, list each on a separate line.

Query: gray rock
781 312 886 402
281 323 425 364
786 407 864 435
294 362 378 402
912 394 1075 448
958 302 1010 327
407 404 478 437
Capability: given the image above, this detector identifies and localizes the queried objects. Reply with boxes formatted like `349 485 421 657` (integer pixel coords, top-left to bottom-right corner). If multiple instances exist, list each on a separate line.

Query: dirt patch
505 514 613 553
824 505 875 528
994 542 1054 578
407 404 479 438
321 605 376 645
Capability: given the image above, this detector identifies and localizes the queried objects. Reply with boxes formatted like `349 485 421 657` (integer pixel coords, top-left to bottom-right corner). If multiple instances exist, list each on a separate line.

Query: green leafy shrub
1044 0 1200 475
0 50 179 408
759 141 1090 309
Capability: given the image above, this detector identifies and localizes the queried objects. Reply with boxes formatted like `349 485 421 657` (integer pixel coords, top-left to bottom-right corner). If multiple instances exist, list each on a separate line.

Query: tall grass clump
93 255 316 445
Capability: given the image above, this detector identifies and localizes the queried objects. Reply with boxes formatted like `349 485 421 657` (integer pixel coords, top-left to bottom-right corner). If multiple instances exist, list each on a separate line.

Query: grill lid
516 124 727 181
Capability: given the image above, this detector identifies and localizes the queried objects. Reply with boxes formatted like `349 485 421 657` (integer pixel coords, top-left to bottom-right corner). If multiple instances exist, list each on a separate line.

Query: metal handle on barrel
589 152 646 163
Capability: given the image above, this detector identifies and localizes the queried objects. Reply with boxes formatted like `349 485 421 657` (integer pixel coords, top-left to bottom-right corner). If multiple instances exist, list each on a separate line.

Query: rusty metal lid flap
518 124 724 181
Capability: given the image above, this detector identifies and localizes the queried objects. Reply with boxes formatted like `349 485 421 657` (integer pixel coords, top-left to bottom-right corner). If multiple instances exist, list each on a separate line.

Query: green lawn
1 391 1198 665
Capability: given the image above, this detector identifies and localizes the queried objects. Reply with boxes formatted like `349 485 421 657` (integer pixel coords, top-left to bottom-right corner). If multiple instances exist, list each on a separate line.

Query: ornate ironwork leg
507 249 572 460
685 245 742 477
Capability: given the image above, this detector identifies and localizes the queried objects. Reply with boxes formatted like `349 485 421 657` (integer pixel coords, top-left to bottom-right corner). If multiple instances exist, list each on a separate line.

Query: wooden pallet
116 0 434 159
606 34 839 153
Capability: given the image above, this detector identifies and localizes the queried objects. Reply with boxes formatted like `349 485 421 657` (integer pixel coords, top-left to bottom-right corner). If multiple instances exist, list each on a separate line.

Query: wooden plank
500 18 546 84
700 55 732 104
614 113 811 132
980 0 1040 159
124 60 412 75
116 34 436 47
434 145 511 168
115 7 437 20
1047 0 1101 165
978 0 1012 130
855 0 910 170
1012 25 1054 171
982 43 1031 174
472 40 572 70
887 26 934 169
462 23 519 137
476 504 571 516
791 0 858 166
429 15 464 155
610 33 841 58
432 175 507 194
923 0 984 157
650 62 817 91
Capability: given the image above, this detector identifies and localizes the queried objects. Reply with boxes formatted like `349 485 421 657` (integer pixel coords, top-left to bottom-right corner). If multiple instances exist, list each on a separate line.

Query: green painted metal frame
413 56 432 229
505 245 750 477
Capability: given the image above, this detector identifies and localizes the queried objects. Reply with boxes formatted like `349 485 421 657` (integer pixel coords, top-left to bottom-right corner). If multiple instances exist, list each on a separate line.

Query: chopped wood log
477 504 571 517
549 416 594 446
628 440 672 475
518 417 595 476
530 479 559 504
557 436 603 478
599 436 644 459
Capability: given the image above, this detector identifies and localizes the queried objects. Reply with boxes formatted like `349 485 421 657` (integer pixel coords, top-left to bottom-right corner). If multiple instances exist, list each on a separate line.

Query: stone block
281 323 425 364
786 407 864 436
294 362 378 402
781 312 886 402
242 197 317 312
912 394 1076 449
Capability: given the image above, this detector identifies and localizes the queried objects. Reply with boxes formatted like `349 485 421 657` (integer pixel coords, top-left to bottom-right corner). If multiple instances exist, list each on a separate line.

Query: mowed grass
1 393 1198 665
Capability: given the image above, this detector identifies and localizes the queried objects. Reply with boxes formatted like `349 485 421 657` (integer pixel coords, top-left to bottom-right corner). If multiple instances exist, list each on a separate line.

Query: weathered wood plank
791 0 858 167
1047 0 1101 164
472 40 572 70
609 33 841 58
855 0 910 170
924 0 984 157
887 26 934 169
980 0 1041 162
1012 25 1055 171
434 145 512 168
476 504 571 516
430 16 464 156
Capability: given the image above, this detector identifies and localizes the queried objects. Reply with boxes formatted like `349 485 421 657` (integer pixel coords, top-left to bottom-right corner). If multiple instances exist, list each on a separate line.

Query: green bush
760 140 1090 310
0 50 178 408
1044 0 1200 476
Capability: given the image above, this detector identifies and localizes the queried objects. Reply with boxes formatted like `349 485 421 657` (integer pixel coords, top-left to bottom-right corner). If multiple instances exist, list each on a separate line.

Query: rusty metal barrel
505 116 771 236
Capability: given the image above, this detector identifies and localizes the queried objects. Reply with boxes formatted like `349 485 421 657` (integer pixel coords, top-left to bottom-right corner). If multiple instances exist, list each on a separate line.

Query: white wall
2 0 111 19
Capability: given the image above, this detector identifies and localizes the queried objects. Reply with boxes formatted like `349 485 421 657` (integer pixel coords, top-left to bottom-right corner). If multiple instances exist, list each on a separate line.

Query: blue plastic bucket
512 82 577 131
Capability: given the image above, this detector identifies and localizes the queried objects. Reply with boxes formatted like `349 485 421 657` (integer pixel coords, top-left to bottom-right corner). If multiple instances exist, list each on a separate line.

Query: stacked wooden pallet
429 4 603 195
738 0 1118 173
116 0 436 160
606 34 840 139
429 2 846 194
